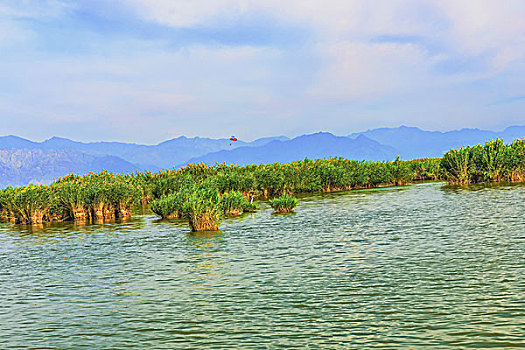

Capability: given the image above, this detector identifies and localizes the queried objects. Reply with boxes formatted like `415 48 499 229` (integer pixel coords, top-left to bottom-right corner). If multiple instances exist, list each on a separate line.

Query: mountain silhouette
181 132 397 166
348 125 525 159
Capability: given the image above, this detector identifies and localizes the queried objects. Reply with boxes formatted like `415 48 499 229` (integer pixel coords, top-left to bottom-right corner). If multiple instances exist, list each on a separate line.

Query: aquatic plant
269 193 298 213
472 139 511 182
389 157 414 185
219 191 249 216
2 137 523 226
440 138 525 184
3 185 53 224
150 192 186 219
185 183 221 231
509 138 525 181
407 158 442 180
440 146 473 184
242 201 259 213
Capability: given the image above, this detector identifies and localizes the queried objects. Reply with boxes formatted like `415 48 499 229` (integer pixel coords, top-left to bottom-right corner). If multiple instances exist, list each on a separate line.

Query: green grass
269 193 298 213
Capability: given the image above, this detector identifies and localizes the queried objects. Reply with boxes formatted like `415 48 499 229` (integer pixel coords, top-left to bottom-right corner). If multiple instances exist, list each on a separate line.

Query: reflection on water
0 182 524 349
185 230 226 285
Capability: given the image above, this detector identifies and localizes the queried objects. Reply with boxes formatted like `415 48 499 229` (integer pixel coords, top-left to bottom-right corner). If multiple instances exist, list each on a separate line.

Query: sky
0 0 524 143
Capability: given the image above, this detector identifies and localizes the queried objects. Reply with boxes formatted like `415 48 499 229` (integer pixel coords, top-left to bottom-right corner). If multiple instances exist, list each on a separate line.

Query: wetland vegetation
0 138 523 230
269 193 298 213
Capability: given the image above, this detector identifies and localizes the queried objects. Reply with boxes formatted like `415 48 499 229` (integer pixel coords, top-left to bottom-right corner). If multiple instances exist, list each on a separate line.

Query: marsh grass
150 192 185 219
185 184 221 231
242 201 259 213
441 138 525 184
269 193 298 213
219 191 251 216
2 137 523 228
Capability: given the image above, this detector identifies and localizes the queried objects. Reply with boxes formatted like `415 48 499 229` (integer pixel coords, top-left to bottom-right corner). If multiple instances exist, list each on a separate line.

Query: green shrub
242 201 259 213
185 183 222 231
150 192 185 219
219 191 248 216
440 146 473 184
269 193 298 213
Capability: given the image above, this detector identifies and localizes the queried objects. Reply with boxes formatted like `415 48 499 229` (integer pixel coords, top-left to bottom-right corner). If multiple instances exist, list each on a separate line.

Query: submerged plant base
72 208 90 221
189 213 219 231
163 213 181 220
274 208 295 214
224 209 241 216
118 207 132 218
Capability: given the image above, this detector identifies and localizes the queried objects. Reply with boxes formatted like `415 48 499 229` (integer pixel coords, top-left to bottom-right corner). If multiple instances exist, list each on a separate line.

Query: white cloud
116 0 525 105
121 0 248 27
0 19 34 46
436 0 525 54
1 0 524 141
123 0 525 65
0 0 73 19
306 41 432 101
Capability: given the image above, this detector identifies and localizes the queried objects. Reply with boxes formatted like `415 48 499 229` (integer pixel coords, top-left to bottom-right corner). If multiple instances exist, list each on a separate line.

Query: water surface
1 182 524 349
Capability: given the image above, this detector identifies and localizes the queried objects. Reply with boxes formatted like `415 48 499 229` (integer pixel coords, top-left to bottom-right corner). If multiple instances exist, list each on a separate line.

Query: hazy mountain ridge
348 125 525 159
0 149 140 188
0 135 289 169
1 126 524 188
180 132 398 167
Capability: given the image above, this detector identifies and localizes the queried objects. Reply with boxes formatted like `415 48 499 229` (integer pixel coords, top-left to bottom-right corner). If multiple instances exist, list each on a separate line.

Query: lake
1 182 524 349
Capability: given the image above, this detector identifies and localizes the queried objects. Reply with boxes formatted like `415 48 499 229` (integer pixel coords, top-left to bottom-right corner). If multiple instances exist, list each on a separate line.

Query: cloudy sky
1 0 524 143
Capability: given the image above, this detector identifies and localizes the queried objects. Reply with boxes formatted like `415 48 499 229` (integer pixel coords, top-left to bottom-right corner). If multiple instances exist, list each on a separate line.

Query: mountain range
348 125 525 159
0 149 139 188
182 133 396 166
0 135 290 170
0 125 523 187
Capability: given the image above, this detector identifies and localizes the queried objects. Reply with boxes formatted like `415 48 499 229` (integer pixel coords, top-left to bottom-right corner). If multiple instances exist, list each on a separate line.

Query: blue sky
1 0 524 143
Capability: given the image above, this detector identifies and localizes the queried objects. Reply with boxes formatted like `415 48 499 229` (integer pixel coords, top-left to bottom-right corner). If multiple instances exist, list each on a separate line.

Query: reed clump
242 201 259 213
150 192 186 219
149 183 258 230
219 191 252 216
0 171 139 224
185 183 222 231
269 193 298 213
440 138 525 184
148 175 223 231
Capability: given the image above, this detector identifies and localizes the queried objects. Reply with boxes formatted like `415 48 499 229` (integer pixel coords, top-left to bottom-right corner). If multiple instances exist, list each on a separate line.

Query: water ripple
0 182 524 349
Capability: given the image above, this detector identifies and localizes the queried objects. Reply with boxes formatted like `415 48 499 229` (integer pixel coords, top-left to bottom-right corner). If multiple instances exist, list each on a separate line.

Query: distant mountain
39 136 232 169
247 136 289 147
348 125 525 159
502 126 525 142
2 126 524 188
0 149 140 188
0 135 40 149
0 135 286 170
0 135 292 187
181 132 397 166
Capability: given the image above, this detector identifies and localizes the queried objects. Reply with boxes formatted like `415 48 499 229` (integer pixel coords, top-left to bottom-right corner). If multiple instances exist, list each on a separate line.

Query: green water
1 182 524 349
